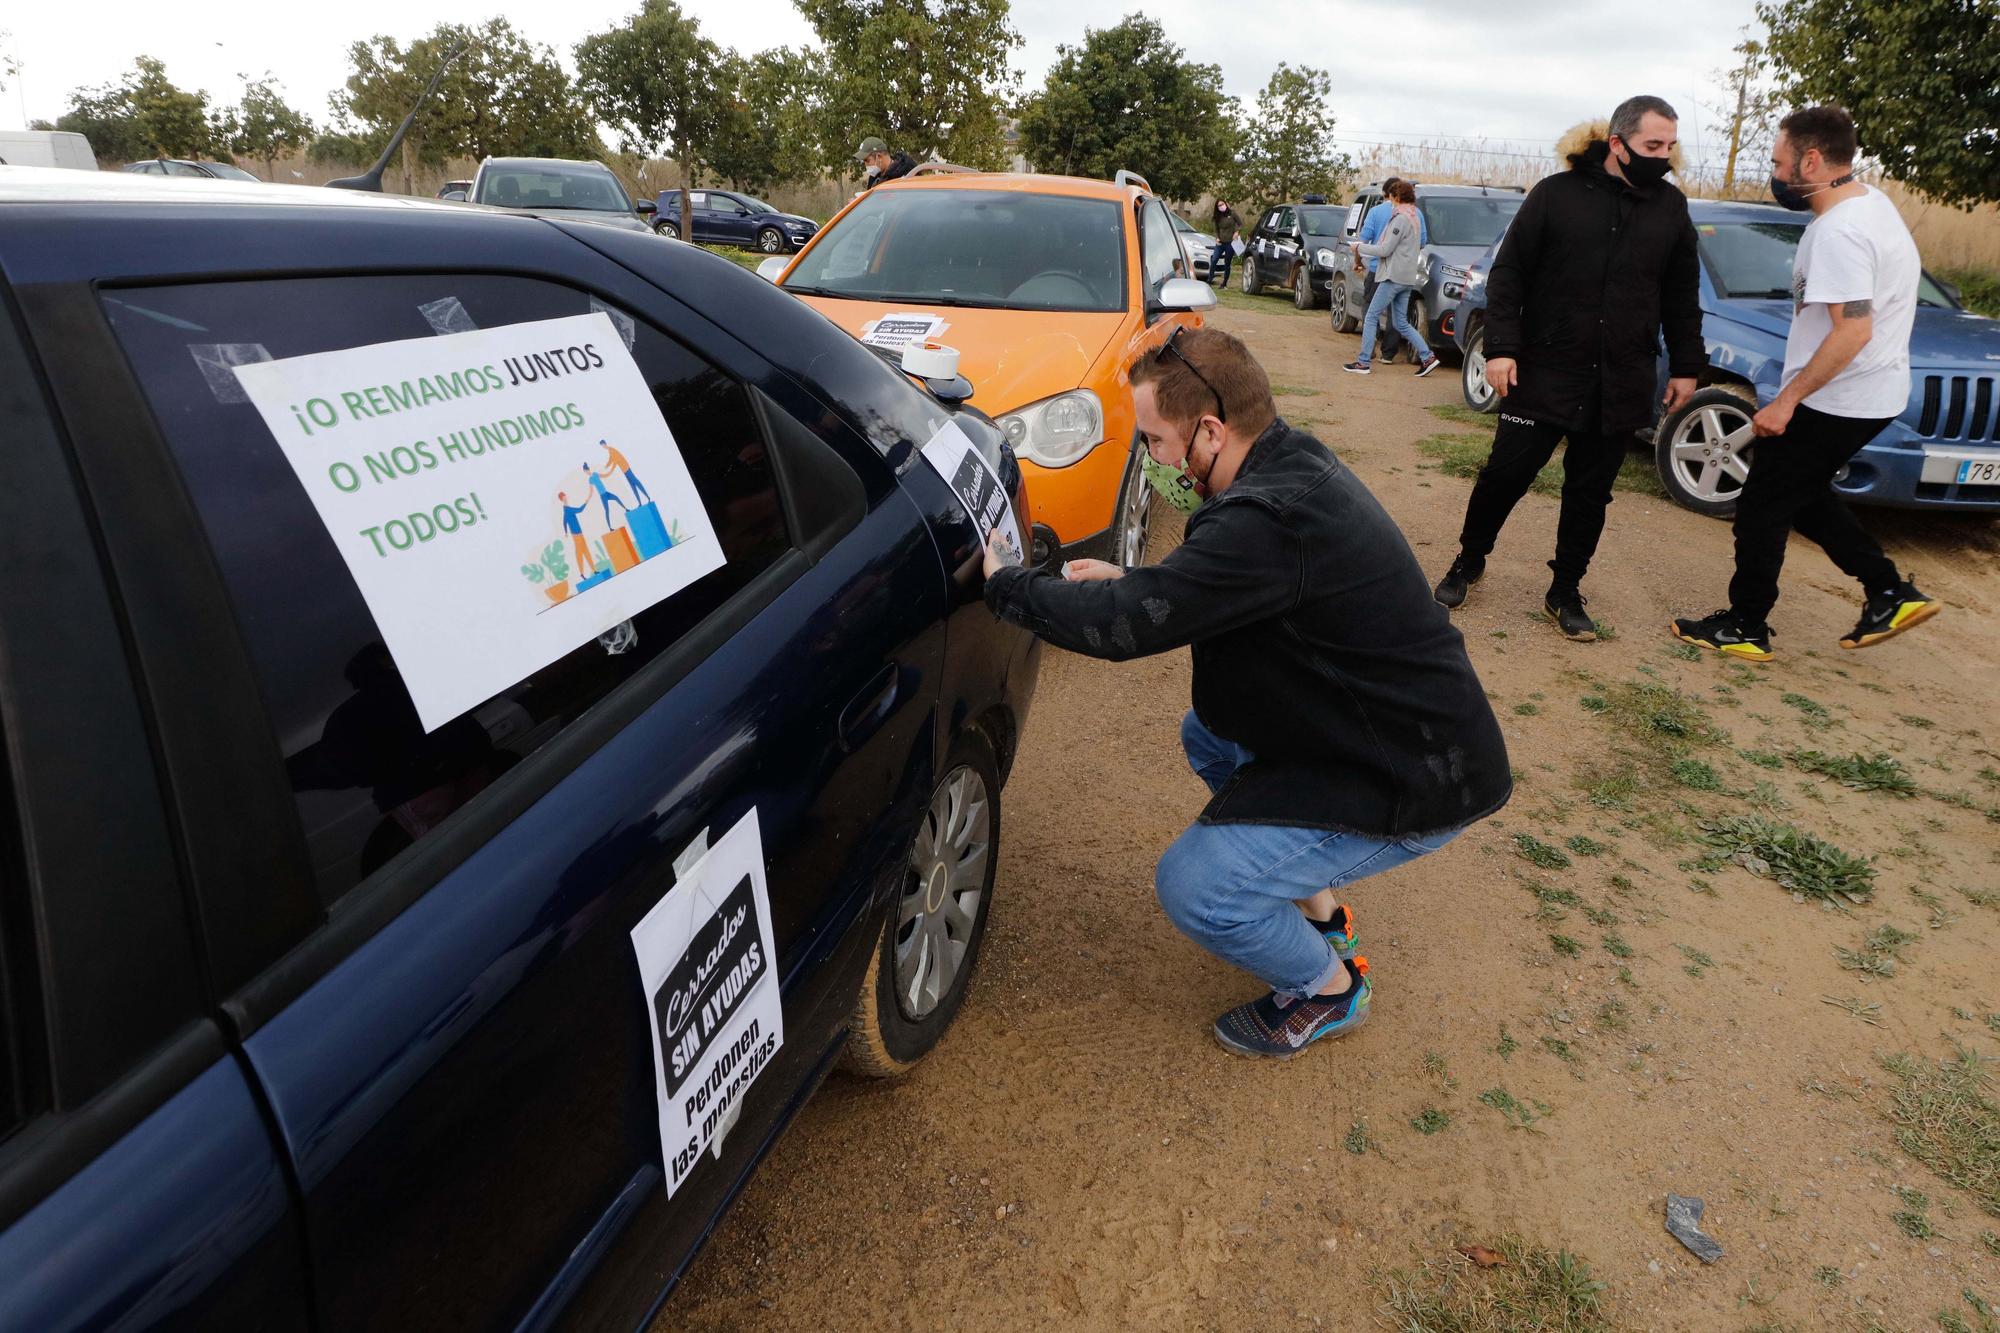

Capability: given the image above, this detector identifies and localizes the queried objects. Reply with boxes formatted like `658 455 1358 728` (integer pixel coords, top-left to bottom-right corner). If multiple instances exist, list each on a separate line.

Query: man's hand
1662 376 1697 413
1486 356 1517 398
981 528 1022 579
1752 397 1796 438
1061 558 1124 582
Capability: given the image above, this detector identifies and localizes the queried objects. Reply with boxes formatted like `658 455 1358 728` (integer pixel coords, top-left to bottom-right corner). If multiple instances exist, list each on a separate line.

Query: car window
785 188 1126 314
479 167 631 213
102 274 791 907
205 162 261 183
1300 207 1346 238
0 757 33 1142
689 191 709 210
162 160 203 178
1272 207 1295 234
1140 198 1186 298
1695 220 1807 299
1418 195 1524 248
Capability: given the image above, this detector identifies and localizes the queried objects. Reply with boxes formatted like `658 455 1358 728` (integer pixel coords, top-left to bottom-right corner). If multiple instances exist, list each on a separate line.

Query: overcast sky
4 0 1765 169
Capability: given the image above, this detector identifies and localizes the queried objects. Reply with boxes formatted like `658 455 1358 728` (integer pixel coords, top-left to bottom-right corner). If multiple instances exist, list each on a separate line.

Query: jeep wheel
1329 274 1360 333
1112 440 1155 568
1654 386 1758 519
1460 327 1500 414
843 732 1000 1077
1239 256 1261 294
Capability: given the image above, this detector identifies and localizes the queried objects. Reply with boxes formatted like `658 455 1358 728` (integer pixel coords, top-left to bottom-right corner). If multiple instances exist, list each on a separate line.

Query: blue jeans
1358 279 1430 365
1211 244 1233 286
1156 712 1456 997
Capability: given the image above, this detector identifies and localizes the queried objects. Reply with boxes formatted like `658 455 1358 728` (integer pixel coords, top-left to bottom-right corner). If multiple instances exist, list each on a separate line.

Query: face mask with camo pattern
1141 449 1204 513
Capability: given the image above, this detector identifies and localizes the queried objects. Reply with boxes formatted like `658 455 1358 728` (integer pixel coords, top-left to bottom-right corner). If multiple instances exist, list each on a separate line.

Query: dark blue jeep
0 168 1036 1330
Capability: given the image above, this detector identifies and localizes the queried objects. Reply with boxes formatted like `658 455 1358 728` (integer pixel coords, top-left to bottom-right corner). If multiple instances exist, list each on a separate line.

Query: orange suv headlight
995 389 1103 469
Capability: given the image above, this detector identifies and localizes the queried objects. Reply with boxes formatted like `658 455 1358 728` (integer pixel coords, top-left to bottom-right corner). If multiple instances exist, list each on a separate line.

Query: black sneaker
1670 609 1774 662
1415 356 1441 378
1341 361 1371 375
1840 581 1940 650
1433 554 1485 609
1543 588 1597 641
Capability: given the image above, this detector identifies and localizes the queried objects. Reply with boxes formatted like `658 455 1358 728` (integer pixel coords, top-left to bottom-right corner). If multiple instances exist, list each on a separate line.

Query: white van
0 131 98 171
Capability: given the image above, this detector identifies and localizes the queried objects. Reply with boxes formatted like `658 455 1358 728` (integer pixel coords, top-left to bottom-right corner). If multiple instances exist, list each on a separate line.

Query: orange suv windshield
787 189 1127 313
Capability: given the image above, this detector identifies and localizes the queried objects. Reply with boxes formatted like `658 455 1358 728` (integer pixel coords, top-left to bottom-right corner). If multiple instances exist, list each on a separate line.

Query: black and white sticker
631 807 784 1196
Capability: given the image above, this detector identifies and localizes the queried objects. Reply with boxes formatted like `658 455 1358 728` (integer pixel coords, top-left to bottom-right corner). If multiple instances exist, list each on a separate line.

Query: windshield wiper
1727 288 1794 300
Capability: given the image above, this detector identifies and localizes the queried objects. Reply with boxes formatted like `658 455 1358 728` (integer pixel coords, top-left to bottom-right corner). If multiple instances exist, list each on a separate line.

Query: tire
1239 256 1262 294
757 226 787 254
655 220 680 240
1460 327 1500 414
1112 440 1155 568
1329 273 1360 333
1292 264 1318 310
843 731 1000 1077
1654 385 1758 518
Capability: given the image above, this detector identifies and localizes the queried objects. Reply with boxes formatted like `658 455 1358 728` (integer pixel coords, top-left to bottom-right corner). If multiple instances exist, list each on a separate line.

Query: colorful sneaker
1840 581 1940 650
1341 360 1372 375
1308 902 1360 959
1671 609 1775 662
1212 958 1372 1058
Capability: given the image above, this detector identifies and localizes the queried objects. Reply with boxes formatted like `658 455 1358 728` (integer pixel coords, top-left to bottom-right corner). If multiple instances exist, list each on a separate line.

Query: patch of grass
1598 679 1728 753
1379 1234 1609 1331
1478 1086 1551 1130
1814 1264 1843 1287
1213 285 1318 318
1616 965 1637 988
1268 383 1317 396
1541 1036 1580 1069
1740 749 1785 770
1410 1106 1453 1135
1699 814 1878 905
1423 1050 1456 1088
1579 695 1609 714
1550 933 1583 957
1565 834 1608 857
1513 701 1542 717
1594 997 1629 1031
1822 994 1884 1026
1591 618 1619 642
1579 901 1618 927
1899 714 1937 730
1960 886 2000 911
1513 834 1573 870
1980 767 2000 788
1667 641 1703 662
1835 924 1920 979
1582 770 1637 809
1495 1026 1519 1061
1781 691 1836 730
1982 1230 2000 1258
1671 757 1726 792
1602 933 1634 959
1880 1047 2000 1217
1415 431 1557 492
1745 779 1791 813
1426 402 1494 429
1678 944 1715 977
1344 1120 1372 1155
1792 749 1918 796
1892 1205 1936 1240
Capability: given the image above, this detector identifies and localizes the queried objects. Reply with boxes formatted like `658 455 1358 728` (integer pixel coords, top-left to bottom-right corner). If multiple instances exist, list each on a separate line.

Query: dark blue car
1450 197 2000 516
0 168 1037 1329
653 188 819 254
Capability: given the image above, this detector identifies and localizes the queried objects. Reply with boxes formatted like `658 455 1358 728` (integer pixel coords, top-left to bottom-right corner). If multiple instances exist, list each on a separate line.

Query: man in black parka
980 328 1511 1057
1433 96 1704 640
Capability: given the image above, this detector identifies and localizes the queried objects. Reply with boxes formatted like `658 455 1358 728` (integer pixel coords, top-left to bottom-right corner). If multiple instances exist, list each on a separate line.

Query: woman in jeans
1343 180 1439 377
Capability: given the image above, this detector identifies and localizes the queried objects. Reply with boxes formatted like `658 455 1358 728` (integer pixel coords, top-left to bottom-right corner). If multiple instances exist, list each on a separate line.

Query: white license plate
1957 458 2000 486
1920 452 2000 485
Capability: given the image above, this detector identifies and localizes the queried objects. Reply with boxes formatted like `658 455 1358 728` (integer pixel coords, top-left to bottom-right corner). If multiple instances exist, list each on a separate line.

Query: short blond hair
1129 328 1276 437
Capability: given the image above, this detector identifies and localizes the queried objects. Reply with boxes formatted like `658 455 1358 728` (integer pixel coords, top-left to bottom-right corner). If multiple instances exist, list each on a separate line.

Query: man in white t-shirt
1673 106 1939 661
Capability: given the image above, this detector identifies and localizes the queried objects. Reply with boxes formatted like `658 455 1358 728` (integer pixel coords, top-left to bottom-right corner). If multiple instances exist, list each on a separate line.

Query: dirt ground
661 298 2000 1331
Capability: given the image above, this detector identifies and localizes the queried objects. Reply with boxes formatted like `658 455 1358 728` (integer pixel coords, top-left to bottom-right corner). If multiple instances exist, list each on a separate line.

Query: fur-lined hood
1555 118 1687 173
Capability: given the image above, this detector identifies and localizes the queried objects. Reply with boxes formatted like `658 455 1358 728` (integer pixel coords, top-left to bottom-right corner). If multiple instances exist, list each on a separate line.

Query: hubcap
894 766 990 1019
1119 454 1153 566
1668 402 1756 502
761 231 781 252
1464 342 1492 407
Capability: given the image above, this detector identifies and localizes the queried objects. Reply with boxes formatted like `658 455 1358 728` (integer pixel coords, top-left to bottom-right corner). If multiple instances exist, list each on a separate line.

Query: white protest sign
631 808 784 1196
861 311 949 352
232 312 722 733
921 419 1023 557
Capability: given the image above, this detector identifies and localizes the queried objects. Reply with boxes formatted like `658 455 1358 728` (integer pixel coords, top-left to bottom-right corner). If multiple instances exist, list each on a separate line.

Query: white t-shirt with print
1782 186 1920 419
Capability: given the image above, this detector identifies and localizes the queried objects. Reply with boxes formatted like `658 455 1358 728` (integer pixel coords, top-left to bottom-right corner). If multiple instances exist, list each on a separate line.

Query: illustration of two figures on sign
523 439 680 607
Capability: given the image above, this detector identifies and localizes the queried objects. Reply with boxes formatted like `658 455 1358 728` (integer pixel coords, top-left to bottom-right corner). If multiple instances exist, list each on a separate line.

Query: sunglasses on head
1156 326 1225 424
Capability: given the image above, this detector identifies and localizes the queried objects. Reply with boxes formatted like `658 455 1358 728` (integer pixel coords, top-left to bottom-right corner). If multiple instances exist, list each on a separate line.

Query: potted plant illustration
522 540 571 604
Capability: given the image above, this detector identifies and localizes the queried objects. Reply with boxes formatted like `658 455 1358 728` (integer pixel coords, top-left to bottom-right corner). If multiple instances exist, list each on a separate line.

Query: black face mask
1770 165 1855 211
1616 140 1673 187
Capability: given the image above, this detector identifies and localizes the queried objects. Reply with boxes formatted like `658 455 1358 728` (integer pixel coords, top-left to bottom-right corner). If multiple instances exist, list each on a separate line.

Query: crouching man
980 328 1512 1057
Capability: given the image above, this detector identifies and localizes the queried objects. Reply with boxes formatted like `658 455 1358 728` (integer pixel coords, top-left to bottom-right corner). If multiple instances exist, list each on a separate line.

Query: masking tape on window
188 342 273 403
418 296 477 336
590 297 637 351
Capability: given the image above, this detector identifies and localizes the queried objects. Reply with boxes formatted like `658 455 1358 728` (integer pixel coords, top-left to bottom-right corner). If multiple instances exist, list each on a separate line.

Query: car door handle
838 664 900 752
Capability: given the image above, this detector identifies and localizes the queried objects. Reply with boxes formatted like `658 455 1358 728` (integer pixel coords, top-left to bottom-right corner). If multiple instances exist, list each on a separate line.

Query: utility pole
1721 39 1760 195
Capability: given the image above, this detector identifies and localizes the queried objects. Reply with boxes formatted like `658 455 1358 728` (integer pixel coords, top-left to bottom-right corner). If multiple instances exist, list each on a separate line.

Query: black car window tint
0 744 34 1139
103 274 790 908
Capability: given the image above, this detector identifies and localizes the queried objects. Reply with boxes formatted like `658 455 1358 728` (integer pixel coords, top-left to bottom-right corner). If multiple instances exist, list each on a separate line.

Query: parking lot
664 297 2000 1330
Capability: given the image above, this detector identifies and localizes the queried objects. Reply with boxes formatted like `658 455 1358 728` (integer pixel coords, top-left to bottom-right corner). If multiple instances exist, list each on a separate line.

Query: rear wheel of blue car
757 226 787 254
844 731 1000 1076
1460 328 1500 414
1654 385 1758 518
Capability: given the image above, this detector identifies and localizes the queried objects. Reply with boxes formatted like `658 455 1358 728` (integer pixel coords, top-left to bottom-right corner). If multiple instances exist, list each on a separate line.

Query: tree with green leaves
224 78 315 180
574 0 723 234
798 0 1021 172
1706 31 1784 194
1222 64 1352 214
56 56 215 161
707 49 827 194
335 19 603 187
1015 15 1238 200
1756 0 2000 208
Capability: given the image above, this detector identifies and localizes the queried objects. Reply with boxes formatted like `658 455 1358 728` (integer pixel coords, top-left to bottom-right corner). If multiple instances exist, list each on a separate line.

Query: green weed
1514 701 1542 716
1550 933 1582 957
1410 1106 1452 1135
1344 1120 1372 1154
1379 1235 1609 1330
1740 749 1785 769
1478 1086 1551 1130
1880 1047 2000 1217
1514 834 1573 870
1792 749 1918 795
1565 834 1608 857
1699 815 1878 905
1672 758 1725 792
1781 692 1836 729
1495 1026 1519 1061
1678 944 1715 977
1602 933 1634 959
1834 924 1920 979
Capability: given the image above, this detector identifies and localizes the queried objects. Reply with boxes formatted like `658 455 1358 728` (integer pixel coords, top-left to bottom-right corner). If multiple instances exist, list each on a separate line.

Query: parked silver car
1170 212 1217 283
468 157 659 235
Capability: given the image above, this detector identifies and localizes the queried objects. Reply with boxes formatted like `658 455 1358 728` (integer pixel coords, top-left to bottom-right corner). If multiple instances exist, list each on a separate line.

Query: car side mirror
736 206 752 216
1153 277 1218 313
441 189 467 203
636 198 657 216
756 256 788 282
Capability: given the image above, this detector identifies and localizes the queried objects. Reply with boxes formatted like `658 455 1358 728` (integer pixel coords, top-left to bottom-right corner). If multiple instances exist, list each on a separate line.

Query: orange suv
768 168 1215 563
